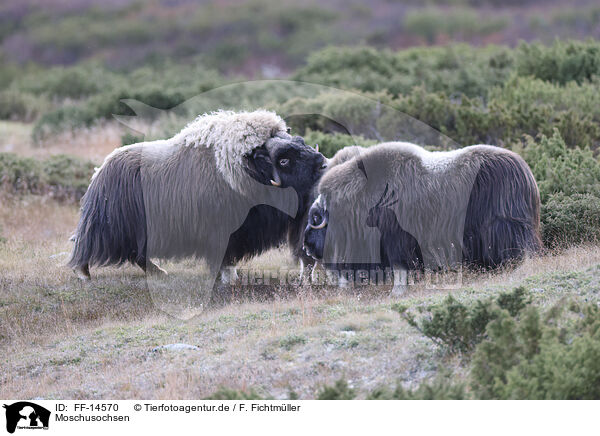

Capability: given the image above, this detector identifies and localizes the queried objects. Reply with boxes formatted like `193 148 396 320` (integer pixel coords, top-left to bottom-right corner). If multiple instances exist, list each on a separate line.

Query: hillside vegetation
1 1 600 399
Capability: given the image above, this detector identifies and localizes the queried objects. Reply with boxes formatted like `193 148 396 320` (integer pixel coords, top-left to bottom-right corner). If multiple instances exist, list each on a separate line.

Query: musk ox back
303 142 541 290
69 110 325 280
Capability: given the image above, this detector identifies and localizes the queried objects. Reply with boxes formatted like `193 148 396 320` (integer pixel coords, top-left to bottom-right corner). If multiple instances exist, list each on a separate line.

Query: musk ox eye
279 158 290 167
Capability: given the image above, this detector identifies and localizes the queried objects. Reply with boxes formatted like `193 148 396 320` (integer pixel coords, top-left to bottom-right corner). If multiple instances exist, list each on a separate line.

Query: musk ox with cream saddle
69 110 326 280
303 142 542 294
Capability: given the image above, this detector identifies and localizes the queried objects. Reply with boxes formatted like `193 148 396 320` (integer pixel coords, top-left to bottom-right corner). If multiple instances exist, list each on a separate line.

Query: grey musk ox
69 110 326 281
303 142 541 294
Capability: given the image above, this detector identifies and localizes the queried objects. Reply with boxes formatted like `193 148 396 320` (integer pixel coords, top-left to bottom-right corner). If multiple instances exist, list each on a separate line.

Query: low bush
403 7 507 44
520 130 600 247
471 304 600 399
522 130 600 202
396 287 600 399
0 152 94 201
393 286 529 354
541 193 600 248
0 90 46 122
0 153 44 194
204 387 266 400
293 44 515 98
32 106 96 143
317 379 356 400
121 133 144 146
367 376 466 400
515 40 600 85
302 130 376 158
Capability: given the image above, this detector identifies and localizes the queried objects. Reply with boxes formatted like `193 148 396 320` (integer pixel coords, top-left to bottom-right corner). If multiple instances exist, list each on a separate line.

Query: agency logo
3 402 50 434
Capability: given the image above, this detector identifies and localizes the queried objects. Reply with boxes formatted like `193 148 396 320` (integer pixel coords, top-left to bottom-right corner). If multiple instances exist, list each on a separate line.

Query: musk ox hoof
219 266 238 285
146 260 168 277
73 264 91 281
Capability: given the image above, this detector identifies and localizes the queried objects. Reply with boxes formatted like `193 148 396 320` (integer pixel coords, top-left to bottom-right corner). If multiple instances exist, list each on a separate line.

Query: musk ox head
175 110 326 201
244 132 327 210
303 194 328 259
303 145 370 262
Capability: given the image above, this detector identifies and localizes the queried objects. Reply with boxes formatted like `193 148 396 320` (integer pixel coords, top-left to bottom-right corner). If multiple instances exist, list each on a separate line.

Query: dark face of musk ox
244 132 327 210
303 195 328 259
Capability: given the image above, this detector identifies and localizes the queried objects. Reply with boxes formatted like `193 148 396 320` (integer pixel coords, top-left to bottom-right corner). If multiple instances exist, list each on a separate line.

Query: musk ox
69 110 326 280
303 142 542 294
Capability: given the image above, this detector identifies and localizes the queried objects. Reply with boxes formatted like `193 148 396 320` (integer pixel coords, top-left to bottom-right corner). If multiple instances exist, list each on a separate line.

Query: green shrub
293 44 514 98
394 286 530 353
541 193 600 247
0 90 45 122
403 7 507 44
302 130 376 158
14 65 117 100
518 130 600 246
41 154 96 200
516 40 600 85
471 304 600 399
121 133 144 146
204 387 266 400
0 152 94 201
32 106 96 143
0 153 44 194
279 334 307 350
523 130 600 202
368 376 466 400
317 379 356 400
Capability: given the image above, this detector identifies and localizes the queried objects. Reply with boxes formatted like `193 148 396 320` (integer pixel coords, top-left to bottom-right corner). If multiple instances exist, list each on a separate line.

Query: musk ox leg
391 268 408 296
219 266 238 285
73 263 91 281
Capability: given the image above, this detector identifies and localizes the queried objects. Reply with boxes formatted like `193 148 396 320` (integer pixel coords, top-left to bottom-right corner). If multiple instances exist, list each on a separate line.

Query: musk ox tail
463 150 542 268
68 148 147 270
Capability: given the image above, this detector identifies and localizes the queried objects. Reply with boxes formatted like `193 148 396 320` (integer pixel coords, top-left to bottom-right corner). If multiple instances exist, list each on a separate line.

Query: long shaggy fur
69 110 295 273
314 142 541 270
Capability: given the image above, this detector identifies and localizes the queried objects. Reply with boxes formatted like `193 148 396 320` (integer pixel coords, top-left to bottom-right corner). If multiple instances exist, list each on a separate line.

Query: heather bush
0 152 94 201
367 377 467 400
541 193 600 247
302 130 376 158
471 304 600 399
403 7 507 44
0 90 46 122
393 287 530 354
515 40 600 85
522 130 600 201
396 287 600 399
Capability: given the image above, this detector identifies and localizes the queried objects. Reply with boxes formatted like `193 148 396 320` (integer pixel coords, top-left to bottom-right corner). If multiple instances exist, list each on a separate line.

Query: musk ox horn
270 169 282 186
309 216 327 230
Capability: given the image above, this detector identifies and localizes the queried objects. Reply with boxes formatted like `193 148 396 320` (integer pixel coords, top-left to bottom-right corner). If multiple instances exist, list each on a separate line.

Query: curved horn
270 169 282 187
309 220 327 230
309 214 328 230
315 143 319 153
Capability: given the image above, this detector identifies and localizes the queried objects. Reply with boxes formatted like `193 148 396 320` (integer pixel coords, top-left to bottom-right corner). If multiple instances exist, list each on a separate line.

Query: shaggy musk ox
303 142 541 293
69 110 326 280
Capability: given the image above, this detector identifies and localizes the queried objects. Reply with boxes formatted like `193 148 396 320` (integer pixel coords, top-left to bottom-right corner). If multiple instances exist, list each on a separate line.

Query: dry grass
1 195 599 399
0 120 156 163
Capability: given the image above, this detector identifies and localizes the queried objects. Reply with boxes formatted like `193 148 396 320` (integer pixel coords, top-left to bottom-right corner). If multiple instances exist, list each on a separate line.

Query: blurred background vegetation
1 0 600 247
